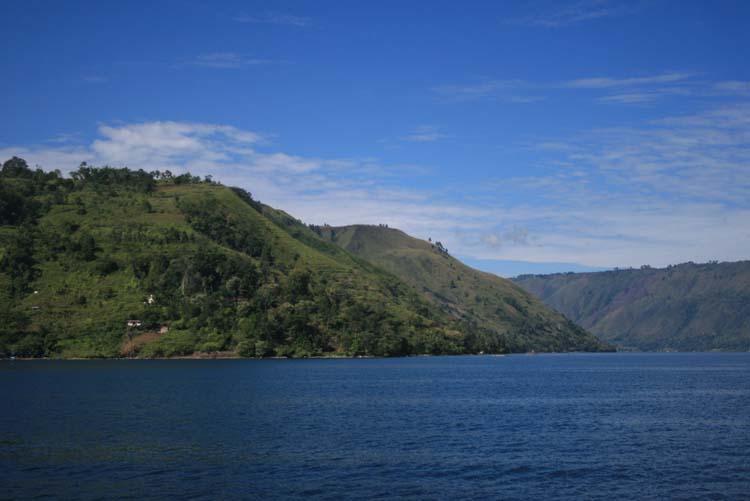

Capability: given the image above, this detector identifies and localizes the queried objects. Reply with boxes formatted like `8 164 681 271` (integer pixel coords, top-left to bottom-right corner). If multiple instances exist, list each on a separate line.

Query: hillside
316 224 608 353
0 159 466 358
513 263 750 351
0 158 607 358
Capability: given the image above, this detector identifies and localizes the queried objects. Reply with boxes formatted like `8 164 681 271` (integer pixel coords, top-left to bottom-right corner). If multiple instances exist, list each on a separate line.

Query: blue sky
2 0 750 276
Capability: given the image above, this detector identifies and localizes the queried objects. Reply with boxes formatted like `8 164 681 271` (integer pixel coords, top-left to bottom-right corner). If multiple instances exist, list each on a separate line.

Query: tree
1 157 32 178
287 268 312 303
0 225 37 294
0 184 34 224
226 276 242 303
435 241 448 254
79 234 97 261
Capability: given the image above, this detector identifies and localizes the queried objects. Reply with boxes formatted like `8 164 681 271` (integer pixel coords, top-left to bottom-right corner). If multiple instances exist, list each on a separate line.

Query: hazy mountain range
513 263 750 351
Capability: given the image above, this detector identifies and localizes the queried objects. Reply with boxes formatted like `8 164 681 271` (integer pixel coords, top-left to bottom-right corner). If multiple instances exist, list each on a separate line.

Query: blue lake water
2 353 749 500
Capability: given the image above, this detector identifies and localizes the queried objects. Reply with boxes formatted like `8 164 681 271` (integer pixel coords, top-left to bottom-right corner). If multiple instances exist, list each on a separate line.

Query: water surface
2 353 749 499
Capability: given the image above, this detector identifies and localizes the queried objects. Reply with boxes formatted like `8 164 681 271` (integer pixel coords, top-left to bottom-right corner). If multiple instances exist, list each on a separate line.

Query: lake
2 353 749 499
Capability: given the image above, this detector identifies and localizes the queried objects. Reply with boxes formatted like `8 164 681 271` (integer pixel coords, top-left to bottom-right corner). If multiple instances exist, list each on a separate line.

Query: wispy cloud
595 92 657 104
81 75 108 84
565 73 697 104
178 52 272 69
433 80 543 103
47 132 83 144
596 87 693 104
507 0 636 28
436 72 697 105
565 73 692 89
234 12 310 27
715 80 750 95
401 126 448 143
480 226 530 249
483 102 750 266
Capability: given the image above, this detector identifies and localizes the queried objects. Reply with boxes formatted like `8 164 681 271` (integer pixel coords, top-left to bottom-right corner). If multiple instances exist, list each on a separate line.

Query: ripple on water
1 353 750 499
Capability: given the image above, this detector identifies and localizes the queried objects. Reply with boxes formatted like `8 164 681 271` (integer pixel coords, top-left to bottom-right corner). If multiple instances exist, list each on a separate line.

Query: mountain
512 263 750 351
0 157 608 358
316 224 608 353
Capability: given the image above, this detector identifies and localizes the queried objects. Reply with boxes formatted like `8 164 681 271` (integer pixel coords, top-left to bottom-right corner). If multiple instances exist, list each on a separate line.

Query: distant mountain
512 263 750 351
316 224 608 353
0 157 608 358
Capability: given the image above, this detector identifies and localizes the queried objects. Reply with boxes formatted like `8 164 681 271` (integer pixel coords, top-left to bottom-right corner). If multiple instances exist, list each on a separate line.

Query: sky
2 0 750 277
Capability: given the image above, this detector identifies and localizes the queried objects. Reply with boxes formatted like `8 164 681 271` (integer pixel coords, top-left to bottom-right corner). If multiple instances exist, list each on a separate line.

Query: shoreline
2 352 616 361
3 353 500 361
4 351 745 361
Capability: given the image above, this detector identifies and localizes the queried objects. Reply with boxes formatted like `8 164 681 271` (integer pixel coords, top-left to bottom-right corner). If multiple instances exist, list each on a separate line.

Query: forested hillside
317 224 608 353
0 157 609 358
0 158 469 358
513 263 750 351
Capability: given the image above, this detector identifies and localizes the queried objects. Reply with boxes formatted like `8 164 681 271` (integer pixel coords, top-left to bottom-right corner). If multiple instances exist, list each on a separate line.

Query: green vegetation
0 157 608 358
513 263 750 351
315 224 609 353
0 159 467 358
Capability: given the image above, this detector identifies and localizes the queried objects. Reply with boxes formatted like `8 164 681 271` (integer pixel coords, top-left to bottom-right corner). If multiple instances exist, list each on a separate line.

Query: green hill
315 224 608 353
0 160 467 358
0 157 608 358
512 263 750 351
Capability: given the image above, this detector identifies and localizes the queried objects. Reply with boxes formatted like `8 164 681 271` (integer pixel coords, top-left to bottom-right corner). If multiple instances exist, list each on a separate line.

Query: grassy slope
2 182 463 358
513 262 750 351
14 184 180 357
318 225 609 352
